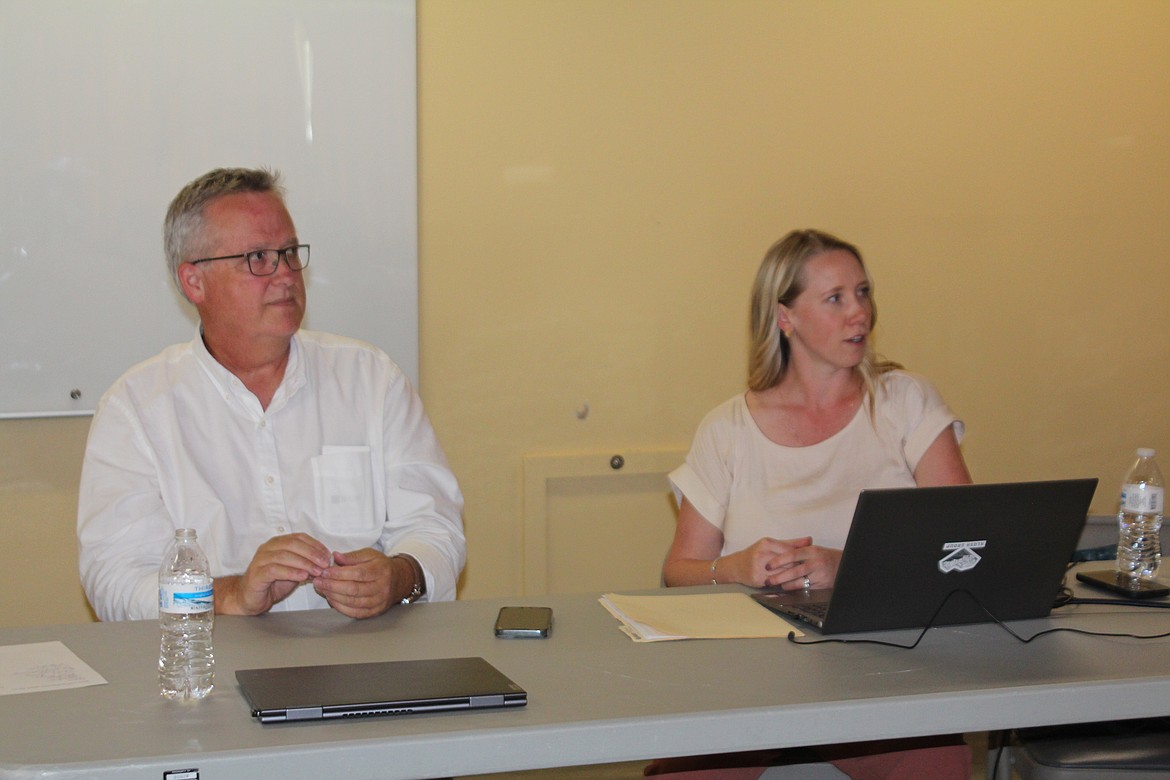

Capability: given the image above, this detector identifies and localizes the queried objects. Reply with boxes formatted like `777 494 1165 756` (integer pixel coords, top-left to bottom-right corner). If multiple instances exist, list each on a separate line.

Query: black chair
1000 525 1170 779
1009 718 1170 779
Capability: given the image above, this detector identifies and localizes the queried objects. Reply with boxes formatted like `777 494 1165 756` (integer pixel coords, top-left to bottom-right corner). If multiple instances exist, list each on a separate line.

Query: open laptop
751 478 1098 634
236 656 527 723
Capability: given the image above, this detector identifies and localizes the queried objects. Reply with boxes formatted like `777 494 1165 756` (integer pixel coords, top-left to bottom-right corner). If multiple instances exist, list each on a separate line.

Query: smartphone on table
1076 569 1170 599
494 606 553 638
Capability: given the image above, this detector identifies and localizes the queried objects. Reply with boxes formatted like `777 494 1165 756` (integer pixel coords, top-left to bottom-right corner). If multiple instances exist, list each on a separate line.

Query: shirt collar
191 327 307 414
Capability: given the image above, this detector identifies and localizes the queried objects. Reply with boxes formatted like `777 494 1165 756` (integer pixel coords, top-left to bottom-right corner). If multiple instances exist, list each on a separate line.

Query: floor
460 731 1013 779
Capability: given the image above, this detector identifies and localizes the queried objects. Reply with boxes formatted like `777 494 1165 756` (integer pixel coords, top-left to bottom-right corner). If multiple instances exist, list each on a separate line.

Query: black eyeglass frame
188 244 310 277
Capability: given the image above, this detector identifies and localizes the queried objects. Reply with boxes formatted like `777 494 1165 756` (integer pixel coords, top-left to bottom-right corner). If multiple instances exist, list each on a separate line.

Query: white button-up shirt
78 330 466 621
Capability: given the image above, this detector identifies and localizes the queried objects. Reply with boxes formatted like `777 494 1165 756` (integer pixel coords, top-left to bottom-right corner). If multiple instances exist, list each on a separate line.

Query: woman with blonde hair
654 229 972 779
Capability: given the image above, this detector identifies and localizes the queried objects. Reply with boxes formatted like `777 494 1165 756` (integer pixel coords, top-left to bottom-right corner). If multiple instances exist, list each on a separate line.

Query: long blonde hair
748 229 900 400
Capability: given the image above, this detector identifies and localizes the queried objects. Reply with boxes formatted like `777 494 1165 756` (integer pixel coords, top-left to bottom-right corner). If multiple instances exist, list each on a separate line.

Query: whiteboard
0 0 418 418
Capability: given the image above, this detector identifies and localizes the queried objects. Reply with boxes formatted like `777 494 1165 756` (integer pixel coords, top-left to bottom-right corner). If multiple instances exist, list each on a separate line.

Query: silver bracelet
710 557 720 585
392 554 424 604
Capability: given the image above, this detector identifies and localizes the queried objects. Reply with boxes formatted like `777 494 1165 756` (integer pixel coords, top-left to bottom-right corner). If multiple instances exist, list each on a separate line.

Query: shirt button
265 475 275 485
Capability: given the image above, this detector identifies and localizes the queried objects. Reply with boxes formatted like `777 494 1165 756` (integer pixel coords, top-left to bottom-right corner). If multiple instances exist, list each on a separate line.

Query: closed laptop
236 656 527 723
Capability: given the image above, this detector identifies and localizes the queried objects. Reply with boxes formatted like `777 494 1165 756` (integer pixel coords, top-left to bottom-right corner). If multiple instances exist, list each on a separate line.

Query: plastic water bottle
158 528 214 700
1117 448 1165 581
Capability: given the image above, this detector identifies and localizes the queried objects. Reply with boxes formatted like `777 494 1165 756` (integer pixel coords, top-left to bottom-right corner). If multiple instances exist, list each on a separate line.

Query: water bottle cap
1137 447 1156 458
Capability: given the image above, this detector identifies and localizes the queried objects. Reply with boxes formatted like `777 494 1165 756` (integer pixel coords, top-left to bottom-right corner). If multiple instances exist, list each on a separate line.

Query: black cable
1051 584 1075 607
786 588 982 649
987 729 1009 780
785 587 1170 649
1062 596 1170 608
785 578 1170 777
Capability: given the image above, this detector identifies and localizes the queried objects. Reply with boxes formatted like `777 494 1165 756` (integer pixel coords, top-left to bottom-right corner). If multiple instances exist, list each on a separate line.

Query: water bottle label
159 581 214 614
1121 483 1165 514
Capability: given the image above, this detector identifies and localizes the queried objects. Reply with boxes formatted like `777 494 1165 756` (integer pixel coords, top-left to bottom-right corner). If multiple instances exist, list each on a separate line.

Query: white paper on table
0 641 108 695
599 592 802 642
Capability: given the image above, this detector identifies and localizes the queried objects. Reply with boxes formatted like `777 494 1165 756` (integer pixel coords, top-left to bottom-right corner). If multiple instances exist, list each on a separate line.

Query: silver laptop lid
236 656 527 723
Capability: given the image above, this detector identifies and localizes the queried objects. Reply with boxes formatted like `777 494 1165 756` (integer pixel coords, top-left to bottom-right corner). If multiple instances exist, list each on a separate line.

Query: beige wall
0 418 94 626
3 1 1168 624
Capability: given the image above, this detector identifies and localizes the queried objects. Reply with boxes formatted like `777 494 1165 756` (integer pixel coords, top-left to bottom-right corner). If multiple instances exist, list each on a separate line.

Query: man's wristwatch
393 554 425 604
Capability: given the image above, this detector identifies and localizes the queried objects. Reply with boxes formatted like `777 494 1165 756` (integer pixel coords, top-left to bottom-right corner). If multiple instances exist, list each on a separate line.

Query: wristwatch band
394 554 425 604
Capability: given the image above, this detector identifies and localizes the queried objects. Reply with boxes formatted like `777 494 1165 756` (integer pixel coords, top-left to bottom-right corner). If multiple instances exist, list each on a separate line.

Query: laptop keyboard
755 592 831 622
797 601 830 618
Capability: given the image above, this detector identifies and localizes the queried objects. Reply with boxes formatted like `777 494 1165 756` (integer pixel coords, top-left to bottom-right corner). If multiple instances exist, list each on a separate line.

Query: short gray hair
163 167 285 290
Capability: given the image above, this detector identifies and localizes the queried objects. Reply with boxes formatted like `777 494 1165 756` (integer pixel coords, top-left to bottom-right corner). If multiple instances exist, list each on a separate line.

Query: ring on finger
802 575 811 590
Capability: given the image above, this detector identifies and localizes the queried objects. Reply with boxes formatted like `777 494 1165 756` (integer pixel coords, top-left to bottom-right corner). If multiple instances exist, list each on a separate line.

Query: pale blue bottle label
1121 484 1165 514
159 579 213 614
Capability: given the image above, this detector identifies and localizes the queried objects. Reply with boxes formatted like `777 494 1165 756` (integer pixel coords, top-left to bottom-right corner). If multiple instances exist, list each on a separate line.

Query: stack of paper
599 592 801 642
0 641 107 695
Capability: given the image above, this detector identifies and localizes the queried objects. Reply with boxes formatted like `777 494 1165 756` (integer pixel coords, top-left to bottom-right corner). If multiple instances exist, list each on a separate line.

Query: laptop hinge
469 694 505 708
286 707 324 721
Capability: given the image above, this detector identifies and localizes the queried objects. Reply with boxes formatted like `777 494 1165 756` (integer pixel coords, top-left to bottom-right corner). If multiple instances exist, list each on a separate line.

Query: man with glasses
77 167 466 621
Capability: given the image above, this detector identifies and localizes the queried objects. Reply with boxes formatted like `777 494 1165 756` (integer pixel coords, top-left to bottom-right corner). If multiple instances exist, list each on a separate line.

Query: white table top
2 575 1169 779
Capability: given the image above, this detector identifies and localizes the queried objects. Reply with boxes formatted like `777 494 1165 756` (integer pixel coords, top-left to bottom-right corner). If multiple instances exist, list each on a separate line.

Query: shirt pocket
311 445 376 534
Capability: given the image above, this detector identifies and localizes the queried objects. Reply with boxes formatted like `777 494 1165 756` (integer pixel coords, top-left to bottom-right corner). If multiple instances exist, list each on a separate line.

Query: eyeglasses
189 244 310 277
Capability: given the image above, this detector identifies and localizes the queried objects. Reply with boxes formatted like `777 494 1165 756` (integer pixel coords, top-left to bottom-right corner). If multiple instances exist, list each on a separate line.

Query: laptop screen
753 478 1098 634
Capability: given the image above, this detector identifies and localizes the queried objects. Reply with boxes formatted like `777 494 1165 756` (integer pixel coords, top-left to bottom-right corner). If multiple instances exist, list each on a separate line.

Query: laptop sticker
939 540 986 573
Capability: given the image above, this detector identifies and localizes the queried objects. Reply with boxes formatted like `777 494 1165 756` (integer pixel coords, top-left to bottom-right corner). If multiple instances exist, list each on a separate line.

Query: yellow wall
418 0 1170 598
0 418 95 625
2 1 1168 623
